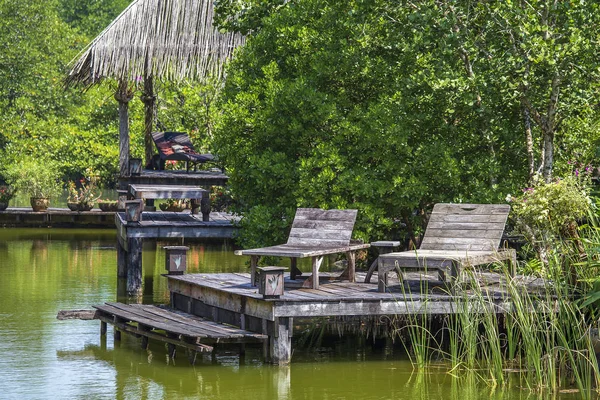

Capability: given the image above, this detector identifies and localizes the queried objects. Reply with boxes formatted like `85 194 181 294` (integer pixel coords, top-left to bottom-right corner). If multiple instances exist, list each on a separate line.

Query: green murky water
0 228 591 399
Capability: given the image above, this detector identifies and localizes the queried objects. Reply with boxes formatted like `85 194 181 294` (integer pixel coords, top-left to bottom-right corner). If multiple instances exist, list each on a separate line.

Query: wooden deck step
93 303 268 354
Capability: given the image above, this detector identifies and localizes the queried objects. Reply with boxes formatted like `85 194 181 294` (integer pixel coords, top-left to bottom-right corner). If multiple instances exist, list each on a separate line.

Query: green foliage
58 0 132 37
213 0 286 35
509 173 592 272
215 0 600 247
215 0 528 246
4 158 62 199
510 175 592 238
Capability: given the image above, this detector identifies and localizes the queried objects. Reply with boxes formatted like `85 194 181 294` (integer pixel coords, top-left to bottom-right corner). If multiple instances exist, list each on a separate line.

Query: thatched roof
66 0 245 87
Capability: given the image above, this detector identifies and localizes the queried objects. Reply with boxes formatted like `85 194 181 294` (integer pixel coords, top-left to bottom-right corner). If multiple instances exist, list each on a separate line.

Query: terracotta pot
0 202 8 211
31 197 49 212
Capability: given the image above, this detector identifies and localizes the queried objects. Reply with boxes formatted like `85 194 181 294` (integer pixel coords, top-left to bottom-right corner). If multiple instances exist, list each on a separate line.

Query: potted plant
67 174 100 211
159 198 188 212
97 199 118 212
4 159 61 211
0 185 15 211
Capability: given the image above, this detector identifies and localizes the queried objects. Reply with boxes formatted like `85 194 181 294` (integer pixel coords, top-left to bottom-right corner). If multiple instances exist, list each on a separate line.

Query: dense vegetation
3 0 600 249
0 0 216 185
214 0 600 247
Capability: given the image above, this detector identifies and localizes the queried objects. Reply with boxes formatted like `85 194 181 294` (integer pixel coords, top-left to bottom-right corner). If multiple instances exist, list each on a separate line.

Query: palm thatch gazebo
66 0 245 177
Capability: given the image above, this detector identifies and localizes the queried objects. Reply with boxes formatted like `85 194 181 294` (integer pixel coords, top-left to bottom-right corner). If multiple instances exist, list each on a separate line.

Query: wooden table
127 184 210 221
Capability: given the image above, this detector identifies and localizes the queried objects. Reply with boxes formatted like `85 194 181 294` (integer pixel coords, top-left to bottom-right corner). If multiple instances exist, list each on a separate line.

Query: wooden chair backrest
286 208 358 247
420 203 510 251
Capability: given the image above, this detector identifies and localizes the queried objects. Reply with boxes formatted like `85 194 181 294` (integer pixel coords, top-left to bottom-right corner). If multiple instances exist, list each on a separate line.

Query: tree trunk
542 129 554 182
522 106 535 181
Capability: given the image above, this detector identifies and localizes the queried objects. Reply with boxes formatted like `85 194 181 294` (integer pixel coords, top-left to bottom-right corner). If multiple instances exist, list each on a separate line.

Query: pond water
0 228 591 399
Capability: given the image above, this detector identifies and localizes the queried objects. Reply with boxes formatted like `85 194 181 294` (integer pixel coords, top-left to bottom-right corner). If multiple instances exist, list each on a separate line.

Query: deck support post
117 239 127 278
141 74 155 167
100 321 107 336
127 238 144 297
115 79 133 178
268 317 292 365
114 318 122 342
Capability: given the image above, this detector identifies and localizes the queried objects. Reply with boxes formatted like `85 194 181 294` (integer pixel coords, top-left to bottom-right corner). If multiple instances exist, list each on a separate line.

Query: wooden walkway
93 303 267 364
0 207 116 228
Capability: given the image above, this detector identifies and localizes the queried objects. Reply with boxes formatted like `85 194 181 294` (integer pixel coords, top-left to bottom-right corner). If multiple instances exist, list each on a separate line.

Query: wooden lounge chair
377 203 516 292
236 208 370 289
152 131 215 171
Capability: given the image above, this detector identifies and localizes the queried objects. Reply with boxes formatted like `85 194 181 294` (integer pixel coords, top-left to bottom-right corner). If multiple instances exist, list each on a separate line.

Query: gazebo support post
141 74 156 167
115 79 134 178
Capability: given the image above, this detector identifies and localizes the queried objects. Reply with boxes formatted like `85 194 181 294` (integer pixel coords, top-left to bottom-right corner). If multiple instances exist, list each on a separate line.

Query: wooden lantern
125 199 144 222
257 267 287 298
164 246 188 275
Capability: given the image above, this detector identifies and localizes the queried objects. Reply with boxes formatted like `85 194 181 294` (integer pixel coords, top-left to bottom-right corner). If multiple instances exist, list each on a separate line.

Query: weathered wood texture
167 272 522 320
128 184 207 200
0 208 116 228
238 208 369 289
115 211 238 241
126 238 143 297
128 184 210 220
119 169 228 190
420 203 510 251
378 203 515 292
93 303 267 345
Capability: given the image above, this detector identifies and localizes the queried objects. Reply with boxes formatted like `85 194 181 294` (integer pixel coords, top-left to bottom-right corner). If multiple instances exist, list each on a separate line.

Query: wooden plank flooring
93 303 267 345
167 271 548 319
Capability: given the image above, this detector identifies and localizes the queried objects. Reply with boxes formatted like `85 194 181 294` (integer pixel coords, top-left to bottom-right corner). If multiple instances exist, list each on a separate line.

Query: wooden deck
167 271 533 319
116 210 240 297
116 210 239 242
0 207 116 228
165 270 545 364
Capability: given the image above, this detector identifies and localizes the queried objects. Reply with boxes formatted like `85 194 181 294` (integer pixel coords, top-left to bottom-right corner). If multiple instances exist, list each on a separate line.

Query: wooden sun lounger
152 131 215 172
236 208 370 290
377 203 516 292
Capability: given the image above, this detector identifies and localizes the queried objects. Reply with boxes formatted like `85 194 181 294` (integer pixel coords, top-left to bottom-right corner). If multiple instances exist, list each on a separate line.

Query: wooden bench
236 208 370 289
127 184 210 221
377 203 516 292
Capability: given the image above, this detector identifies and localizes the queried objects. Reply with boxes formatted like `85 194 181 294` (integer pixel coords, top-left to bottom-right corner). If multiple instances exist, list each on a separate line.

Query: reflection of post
273 366 291 400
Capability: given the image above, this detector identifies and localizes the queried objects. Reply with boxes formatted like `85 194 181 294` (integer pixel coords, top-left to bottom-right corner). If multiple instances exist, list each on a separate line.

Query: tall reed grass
390 222 600 396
